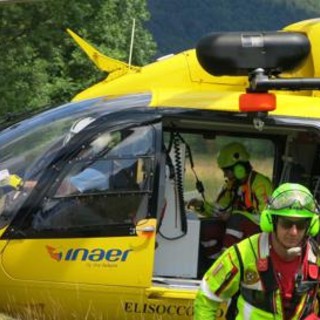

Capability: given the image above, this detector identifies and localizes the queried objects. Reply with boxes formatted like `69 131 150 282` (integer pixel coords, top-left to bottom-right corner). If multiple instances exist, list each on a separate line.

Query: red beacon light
239 92 276 113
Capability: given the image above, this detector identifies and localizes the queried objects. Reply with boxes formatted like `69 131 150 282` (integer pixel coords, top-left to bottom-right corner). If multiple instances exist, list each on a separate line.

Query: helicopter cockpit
0 94 153 227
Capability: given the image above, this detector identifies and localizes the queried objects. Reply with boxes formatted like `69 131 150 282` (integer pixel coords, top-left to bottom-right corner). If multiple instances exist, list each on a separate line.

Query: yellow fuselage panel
73 48 320 120
73 49 249 101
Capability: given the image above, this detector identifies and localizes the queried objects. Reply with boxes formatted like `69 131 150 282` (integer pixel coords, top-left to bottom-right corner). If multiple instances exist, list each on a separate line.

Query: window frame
2 111 163 240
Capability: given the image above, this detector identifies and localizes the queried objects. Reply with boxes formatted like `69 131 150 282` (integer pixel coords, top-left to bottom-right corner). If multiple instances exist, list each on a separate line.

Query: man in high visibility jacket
191 142 273 267
194 183 320 320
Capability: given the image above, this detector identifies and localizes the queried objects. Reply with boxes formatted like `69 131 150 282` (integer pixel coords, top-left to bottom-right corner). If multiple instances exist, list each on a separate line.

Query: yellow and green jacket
194 232 320 319
203 170 273 224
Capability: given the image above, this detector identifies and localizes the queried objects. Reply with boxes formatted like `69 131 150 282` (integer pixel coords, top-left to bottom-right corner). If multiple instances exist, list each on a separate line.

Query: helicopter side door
0 114 162 319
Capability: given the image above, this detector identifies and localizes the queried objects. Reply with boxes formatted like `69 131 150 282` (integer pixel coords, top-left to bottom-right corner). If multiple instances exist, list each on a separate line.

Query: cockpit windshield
0 94 151 224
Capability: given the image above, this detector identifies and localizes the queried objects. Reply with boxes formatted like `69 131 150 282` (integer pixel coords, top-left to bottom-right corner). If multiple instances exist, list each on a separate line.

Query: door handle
135 226 155 232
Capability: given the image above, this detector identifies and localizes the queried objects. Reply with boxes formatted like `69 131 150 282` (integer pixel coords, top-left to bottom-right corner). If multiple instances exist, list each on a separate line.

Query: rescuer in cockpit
190 142 273 268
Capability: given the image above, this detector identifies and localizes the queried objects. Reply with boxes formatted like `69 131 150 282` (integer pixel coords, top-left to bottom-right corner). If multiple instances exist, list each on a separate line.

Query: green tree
0 0 156 116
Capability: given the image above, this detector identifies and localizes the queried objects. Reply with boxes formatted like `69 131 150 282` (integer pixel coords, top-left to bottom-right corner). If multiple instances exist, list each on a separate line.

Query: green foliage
1 0 320 117
0 0 156 116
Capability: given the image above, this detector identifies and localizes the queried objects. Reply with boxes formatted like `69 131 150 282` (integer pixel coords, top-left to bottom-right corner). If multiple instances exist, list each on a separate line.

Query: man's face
275 217 310 248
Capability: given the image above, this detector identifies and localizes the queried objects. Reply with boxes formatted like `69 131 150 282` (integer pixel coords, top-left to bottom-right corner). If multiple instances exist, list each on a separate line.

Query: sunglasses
277 217 310 231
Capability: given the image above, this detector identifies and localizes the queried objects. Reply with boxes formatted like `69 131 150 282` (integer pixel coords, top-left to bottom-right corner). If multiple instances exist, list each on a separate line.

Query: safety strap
234 243 244 281
249 236 278 293
222 170 258 218
298 239 320 318
240 236 277 313
247 170 257 211
225 244 243 320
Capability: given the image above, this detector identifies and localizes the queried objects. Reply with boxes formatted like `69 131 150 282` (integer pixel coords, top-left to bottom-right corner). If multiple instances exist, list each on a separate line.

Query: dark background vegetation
147 0 320 57
0 0 319 117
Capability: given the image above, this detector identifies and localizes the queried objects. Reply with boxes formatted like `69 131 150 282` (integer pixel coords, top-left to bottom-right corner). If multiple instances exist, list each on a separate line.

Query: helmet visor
269 190 317 215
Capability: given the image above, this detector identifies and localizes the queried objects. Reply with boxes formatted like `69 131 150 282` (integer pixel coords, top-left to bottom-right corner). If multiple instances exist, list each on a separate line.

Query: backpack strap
240 234 277 313
225 244 243 320
234 243 244 280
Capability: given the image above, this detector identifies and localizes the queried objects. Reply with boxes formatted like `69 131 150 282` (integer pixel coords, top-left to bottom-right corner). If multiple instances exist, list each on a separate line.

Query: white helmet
64 117 95 145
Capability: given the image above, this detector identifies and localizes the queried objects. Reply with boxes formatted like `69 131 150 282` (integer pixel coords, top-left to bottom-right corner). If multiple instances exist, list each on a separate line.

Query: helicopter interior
152 113 320 287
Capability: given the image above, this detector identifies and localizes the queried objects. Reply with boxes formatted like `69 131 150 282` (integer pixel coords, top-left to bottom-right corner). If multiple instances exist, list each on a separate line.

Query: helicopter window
77 126 155 159
32 194 149 230
54 157 151 196
31 125 155 232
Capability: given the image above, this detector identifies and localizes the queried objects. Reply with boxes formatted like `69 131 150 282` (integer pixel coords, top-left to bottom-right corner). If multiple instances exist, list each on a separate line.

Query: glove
187 198 204 212
212 203 232 220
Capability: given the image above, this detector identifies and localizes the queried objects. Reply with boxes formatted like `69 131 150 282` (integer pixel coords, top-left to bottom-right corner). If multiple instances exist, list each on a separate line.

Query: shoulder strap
309 237 320 259
250 170 257 186
252 235 278 292
234 243 244 281
249 171 258 209
225 244 243 320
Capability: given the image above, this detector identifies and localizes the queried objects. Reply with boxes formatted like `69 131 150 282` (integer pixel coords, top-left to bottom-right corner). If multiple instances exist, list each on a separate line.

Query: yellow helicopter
0 18 320 319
